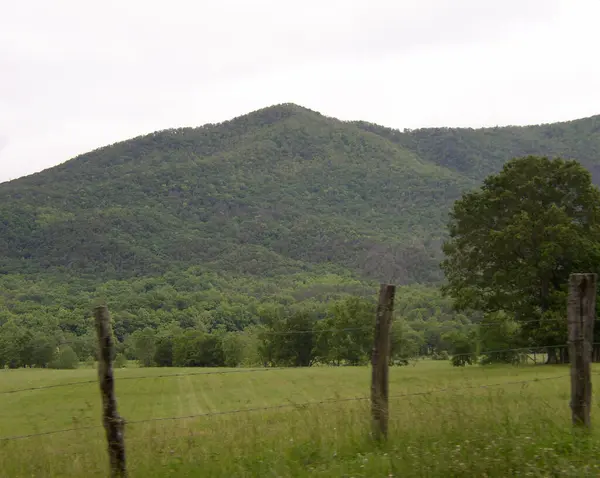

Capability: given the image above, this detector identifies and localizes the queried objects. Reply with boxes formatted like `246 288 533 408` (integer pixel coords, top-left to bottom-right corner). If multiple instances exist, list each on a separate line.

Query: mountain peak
2 107 600 286
219 103 324 129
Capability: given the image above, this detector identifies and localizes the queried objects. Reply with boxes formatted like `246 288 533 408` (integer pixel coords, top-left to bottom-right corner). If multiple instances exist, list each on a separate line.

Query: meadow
0 361 599 477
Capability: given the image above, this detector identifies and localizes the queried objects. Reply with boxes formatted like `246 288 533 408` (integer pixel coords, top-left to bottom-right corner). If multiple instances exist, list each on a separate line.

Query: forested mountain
354 114 600 182
2 104 600 367
3 105 600 286
0 104 465 285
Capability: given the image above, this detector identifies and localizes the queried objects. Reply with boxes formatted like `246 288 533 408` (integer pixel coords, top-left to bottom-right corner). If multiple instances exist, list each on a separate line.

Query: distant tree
29 334 57 368
220 332 245 367
50 345 79 369
0 321 27 369
132 328 156 367
154 336 174 367
313 297 374 365
390 320 423 363
442 156 600 361
478 311 521 364
259 310 316 367
68 332 97 363
173 330 225 367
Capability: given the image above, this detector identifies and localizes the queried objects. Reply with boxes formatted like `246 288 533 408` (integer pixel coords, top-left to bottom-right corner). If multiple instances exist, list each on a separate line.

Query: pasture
0 361 599 477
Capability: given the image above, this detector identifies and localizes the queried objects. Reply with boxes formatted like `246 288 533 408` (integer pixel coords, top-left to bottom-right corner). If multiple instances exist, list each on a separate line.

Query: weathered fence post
567 273 596 428
371 284 396 440
94 305 127 477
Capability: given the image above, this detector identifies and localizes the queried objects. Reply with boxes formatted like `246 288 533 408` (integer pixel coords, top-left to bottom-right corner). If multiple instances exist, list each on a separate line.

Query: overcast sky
1 0 600 183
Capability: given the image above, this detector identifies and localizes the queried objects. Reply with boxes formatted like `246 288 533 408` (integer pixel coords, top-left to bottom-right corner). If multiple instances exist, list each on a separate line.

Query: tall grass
0 362 598 477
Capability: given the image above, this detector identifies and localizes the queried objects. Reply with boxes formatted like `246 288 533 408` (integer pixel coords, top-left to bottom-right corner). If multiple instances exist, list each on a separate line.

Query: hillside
354 114 600 182
3 104 600 291
0 104 471 285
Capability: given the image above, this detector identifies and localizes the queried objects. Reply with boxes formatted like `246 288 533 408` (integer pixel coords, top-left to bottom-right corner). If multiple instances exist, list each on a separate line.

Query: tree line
0 297 426 369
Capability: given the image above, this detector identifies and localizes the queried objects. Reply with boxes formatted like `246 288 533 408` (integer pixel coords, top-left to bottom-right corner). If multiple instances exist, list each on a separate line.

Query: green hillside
3 105 600 287
354 114 600 182
0 104 477 285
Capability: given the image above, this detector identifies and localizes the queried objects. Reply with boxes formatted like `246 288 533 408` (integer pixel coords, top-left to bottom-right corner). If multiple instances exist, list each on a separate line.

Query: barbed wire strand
0 373 571 442
0 367 287 395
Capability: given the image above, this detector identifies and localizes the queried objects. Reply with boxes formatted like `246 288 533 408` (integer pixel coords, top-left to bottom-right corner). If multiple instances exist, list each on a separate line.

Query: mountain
354 115 600 183
2 104 600 288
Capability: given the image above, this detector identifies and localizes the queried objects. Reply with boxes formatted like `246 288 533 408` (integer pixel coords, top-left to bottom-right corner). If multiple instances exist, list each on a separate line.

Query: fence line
0 373 571 443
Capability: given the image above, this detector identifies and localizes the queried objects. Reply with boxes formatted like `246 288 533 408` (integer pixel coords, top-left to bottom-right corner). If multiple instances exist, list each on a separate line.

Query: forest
2 104 600 369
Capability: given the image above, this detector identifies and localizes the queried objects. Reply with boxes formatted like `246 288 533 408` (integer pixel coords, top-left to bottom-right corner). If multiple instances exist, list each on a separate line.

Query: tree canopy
442 156 600 349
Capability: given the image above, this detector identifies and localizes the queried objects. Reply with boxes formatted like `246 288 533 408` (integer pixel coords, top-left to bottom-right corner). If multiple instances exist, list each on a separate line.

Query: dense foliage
0 104 472 285
442 156 600 362
0 270 474 368
3 105 600 368
354 114 600 182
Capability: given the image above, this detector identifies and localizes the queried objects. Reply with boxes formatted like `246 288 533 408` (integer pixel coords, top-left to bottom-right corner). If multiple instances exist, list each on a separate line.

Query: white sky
1 0 600 183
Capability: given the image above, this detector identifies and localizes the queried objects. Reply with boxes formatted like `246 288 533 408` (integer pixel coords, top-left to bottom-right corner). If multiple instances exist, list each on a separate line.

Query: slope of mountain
354 114 600 182
2 104 600 287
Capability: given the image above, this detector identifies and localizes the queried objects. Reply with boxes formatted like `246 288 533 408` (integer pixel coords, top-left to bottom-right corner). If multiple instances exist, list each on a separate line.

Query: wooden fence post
94 305 127 477
371 284 396 440
567 273 596 428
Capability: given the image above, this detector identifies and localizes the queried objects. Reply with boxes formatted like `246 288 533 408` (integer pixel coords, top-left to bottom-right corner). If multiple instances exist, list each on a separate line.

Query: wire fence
2 281 597 478
0 350 584 442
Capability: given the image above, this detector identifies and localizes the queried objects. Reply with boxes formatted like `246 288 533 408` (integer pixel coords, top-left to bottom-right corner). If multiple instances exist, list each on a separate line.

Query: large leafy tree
442 156 600 352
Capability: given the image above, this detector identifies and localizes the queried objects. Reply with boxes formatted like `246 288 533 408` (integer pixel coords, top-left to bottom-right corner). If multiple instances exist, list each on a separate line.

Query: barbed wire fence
0 372 573 443
0 275 596 476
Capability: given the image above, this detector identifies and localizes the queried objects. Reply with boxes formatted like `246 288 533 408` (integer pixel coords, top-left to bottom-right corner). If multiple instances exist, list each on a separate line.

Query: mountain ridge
2 103 600 287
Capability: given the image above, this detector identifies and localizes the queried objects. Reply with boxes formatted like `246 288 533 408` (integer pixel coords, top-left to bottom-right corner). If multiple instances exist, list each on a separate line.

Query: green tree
0 321 27 369
259 310 316 367
132 328 157 367
50 345 79 369
478 311 521 364
443 330 476 366
69 332 97 363
154 336 174 366
28 334 57 368
442 156 600 358
221 332 245 367
390 320 423 363
313 297 374 365
173 330 225 367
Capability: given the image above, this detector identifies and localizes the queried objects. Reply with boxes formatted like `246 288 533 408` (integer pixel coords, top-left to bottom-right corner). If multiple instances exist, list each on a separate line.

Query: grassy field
0 361 599 477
